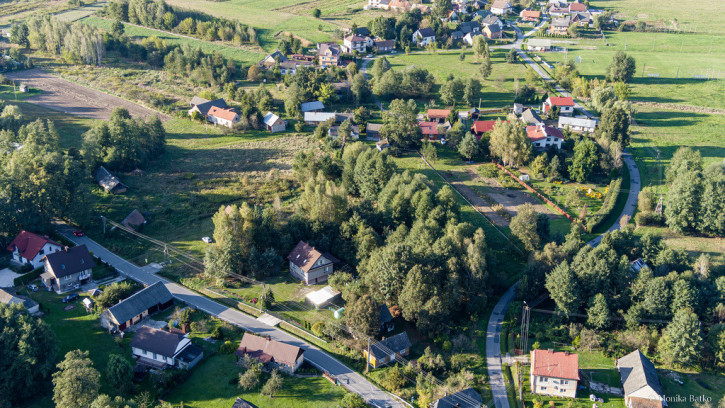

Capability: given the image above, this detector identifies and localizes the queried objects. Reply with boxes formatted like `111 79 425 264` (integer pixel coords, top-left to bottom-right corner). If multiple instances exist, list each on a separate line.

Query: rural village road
57 226 406 408
485 22 641 408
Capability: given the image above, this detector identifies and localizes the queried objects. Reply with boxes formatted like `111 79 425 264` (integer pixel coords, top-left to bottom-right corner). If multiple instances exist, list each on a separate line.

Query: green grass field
590 0 725 34
164 354 347 408
81 16 266 66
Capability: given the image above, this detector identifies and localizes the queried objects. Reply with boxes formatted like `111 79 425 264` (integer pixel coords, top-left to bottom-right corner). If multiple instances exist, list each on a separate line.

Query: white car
202 237 213 244
366 54 374 58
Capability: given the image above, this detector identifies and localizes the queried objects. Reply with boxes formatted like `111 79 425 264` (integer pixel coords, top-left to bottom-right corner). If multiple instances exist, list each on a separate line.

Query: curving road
57 225 405 408
484 20 641 408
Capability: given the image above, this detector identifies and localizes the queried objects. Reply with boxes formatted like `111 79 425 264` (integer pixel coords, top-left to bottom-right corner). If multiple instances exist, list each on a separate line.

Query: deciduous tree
52 350 100 408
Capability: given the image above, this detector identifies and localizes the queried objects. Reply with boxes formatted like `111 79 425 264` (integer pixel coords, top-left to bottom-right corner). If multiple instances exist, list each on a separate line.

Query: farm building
188 97 227 118
263 112 287 133
558 116 598 133
616 350 665 408
121 209 146 230
100 281 174 331
520 108 544 125
305 285 341 309
527 39 552 52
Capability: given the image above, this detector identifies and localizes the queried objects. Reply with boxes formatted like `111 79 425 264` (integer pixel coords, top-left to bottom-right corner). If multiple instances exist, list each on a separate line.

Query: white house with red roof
527 125 564 149
542 96 575 116
207 106 240 128
6 231 63 268
530 349 580 398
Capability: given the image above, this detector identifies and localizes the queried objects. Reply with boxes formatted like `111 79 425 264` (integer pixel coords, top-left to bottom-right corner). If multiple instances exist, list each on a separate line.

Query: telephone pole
520 301 530 355
366 338 370 373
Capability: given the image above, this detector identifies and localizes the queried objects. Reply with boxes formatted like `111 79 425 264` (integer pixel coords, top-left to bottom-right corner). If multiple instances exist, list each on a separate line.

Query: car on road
390 50 397 54
73 230 85 237
365 54 374 58
202 236 213 244
62 293 79 303
28 284 39 292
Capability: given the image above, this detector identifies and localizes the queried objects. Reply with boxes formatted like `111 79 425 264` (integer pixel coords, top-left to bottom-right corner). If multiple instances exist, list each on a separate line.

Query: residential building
374 39 395 52
471 120 499 138
367 0 390 9
6 230 62 268
188 97 228 118
558 116 598 133
412 28 436 47
549 17 571 35
451 30 464 41
427 109 451 123
484 24 503 39
94 166 128 194
512 103 524 115
419 121 450 141
342 35 368 54
376 138 390 151
389 0 412 10
432 388 483 408
0 288 40 314
100 281 174 331
520 9 541 21
131 326 203 370
287 241 339 285
569 2 587 12
530 349 579 398
305 285 341 309
41 245 95 294
259 50 287 68
363 332 411 368
458 21 482 34
366 123 383 139
549 5 569 17
207 106 240 128
490 0 512 15
527 125 564 149
481 15 503 29
235 332 305 373
464 31 484 45
317 43 341 66
616 350 665 408
263 112 287 133
571 11 593 27
328 124 360 140
542 96 575 115
121 209 146 231
527 38 552 52
520 108 544 125
300 101 325 113
279 59 313 75
379 304 394 333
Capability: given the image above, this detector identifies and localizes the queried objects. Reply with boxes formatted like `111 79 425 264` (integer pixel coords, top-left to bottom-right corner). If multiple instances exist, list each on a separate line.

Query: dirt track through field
4 69 169 121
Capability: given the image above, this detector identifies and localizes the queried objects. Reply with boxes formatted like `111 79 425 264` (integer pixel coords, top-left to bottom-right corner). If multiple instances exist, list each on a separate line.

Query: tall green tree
457 132 479 161
658 308 703 367
105 355 134 396
440 78 465 107
463 78 482 106
380 99 421 147
344 294 380 339
664 168 703 233
510 203 540 251
569 139 599 183
596 105 630 146
52 350 100 408
489 120 530 167
587 293 610 329
606 51 636 83
545 261 581 316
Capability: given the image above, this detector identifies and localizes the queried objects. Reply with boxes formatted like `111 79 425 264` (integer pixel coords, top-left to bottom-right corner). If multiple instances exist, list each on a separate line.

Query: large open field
590 0 725 35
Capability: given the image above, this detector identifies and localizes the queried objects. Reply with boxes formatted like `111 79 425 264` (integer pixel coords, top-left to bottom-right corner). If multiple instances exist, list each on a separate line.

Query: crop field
162 0 344 50
385 50 530 109
535 31 725 109
0 0 69 25
590 0 724 35
81 16 266 66
53 1 106 22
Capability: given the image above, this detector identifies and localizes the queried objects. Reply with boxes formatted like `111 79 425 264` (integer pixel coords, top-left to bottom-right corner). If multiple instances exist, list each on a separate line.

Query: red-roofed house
207 106 240 128
530 350 579 398
287 241 340 285
419 121 446 140
520 9 541 21
470 120 504 139
526 125 564 149
6 231 62 268
427 109 451 123
568 2 587 12
542 96 575 116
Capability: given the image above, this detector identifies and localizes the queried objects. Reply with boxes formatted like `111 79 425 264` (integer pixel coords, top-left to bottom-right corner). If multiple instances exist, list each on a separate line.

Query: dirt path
4 69 169 121
450 179 511 227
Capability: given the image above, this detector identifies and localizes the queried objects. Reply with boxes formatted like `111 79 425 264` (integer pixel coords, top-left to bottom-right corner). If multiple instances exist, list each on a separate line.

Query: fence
492 162 583 230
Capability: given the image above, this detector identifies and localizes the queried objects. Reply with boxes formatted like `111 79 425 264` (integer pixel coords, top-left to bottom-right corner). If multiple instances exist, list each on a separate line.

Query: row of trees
12 17 104 65
104 0 258 44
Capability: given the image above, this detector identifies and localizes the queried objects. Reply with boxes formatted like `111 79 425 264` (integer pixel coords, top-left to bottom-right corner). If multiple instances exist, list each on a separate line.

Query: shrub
211 325 224 340
219 340 237 354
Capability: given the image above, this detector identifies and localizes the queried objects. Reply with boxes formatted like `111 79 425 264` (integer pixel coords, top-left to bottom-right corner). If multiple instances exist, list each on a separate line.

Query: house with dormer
412 28 436 47
287 241 339 285
6 231 62 269
41 245 95 293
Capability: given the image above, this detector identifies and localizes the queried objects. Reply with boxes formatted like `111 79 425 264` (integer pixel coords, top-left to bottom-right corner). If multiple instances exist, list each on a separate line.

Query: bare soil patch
4 69 169 121
465 167 558 219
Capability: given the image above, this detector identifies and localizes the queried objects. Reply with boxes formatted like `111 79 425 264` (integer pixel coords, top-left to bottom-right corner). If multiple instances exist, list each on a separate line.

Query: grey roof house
432 388 483 408
131 325 203 370
94 166 128 194
0 288 40 314
520 108 544 126
41 245 95 294
188 98 228 118
365 332 411 368
616 350 665 408
100 282 174 331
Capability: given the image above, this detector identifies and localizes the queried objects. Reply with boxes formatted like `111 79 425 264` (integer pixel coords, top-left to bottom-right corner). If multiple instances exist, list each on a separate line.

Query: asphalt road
57 225 405 408
485 21 642 408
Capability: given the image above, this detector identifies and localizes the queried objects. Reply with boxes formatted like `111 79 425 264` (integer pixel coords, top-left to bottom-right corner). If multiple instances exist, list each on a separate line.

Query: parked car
366 54 374 58
62 293 79 303
201 236 213 244
28 284 39 292
73 230 85 237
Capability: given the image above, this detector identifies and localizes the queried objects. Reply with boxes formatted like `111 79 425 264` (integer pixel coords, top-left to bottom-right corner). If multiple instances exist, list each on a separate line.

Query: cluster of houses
529 348 667 408
186 95 288 132
543 0 601 35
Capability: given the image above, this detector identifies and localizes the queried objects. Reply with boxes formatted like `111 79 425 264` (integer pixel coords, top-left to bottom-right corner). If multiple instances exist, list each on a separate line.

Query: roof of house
527 125 564 141
189 96 209 106
531 349 580 380
94 166 128 192
329 125 360 138
432 388 483 408
122 209 146 229
491 0 511 9
617 350 663 398
374 39 395 47
427 109 451 119
300 101 325 112
415 27 436 38
287 241 339 273
104 282 173 325
521 108 544 125
548 96 575 106
304 111 338 123
356 27 371 37
481 15 501 26
521 9 541 18
389 0 411 9
6 230 60 261
193 98 228 116
485 24 502 34
459 21 481 33
569 2 587 12
451 30 464 39
345 34 367 43
471 120 498 134
207 106 239 122
558 116 598 128
571 11 592 22
44 245 95 278
279 59 313 69
380 304 393 324
552 16 571 27
369 332 412 360
231 397 259 408
263 112 285 127
366 123 383 133
317 43 341 57
235 332 304 367
419 121 442 136
130 326 185 358
0 288 38 310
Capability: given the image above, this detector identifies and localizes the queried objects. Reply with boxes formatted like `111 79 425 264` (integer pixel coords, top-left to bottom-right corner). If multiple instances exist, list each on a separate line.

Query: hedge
13 266 45 286
586 177 622 232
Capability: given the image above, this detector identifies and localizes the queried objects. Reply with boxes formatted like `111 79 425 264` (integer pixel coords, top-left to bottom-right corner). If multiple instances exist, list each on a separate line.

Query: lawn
80 16 266 66
589 0 725 35
164 354 348 408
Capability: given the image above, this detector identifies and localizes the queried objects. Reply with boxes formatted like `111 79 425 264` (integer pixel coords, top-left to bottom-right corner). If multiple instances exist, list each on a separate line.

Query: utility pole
366 337 370 373
519 301 530 355
101 215 107 235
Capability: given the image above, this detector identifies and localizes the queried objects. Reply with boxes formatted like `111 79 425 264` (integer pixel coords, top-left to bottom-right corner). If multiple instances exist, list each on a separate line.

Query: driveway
56 224 405 408
0 267 21 287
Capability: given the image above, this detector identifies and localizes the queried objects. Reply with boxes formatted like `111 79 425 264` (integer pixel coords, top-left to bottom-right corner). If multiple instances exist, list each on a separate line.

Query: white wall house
6 231 62 269
287 241 339 285
558 116 598 133
530 350 579 398
542 96 575 116
490 0 513 15
412 28 436 46
526 125 564 150
207 106 240 128
131 326 203 370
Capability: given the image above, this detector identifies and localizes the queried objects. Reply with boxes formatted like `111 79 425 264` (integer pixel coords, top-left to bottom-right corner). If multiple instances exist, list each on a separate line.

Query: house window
540 377 548 382
562 380 568 385
325 267 329 272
